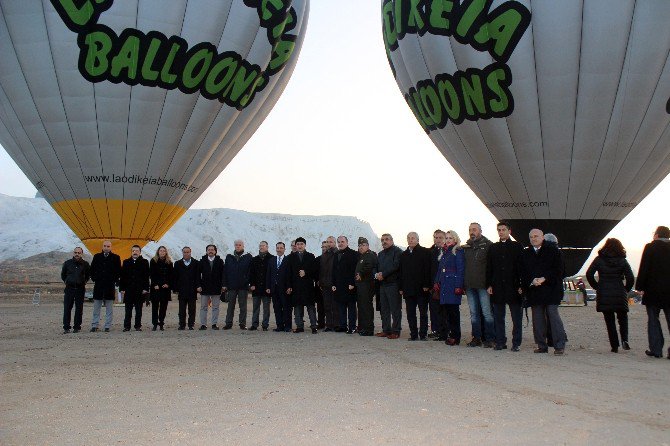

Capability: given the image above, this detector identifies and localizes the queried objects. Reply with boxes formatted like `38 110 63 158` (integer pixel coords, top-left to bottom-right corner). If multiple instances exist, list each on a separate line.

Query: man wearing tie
266 242 291 332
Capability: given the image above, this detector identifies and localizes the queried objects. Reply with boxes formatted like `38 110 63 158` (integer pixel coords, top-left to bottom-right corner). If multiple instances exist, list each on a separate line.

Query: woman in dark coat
434 230 465 345
585 238 635 352
150 246 173 331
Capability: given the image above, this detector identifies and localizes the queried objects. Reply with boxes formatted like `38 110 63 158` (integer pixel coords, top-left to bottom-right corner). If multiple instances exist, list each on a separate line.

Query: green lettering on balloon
182 48 214 90
141 36 162 82
110 34 141 80
474 8 526 62
80 29 113 79
429 0 454 32
486 67 509 114
205 56 238 96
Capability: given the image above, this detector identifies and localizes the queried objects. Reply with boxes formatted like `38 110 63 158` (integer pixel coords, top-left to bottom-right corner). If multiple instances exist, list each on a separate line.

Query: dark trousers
357 281 375 333
321 287 339 329
124 294 144 329
603 310 628 349
272 290 293 331
294 303 317 329
440 304 461 342
646 305 670 356
380 284 402 334
493 302 522 348
338 300 357 331
178 298 196 328
315 288 325 328
430 299 444 334
151 294 170 327
63 287 85 330
531 305 567 349
405 294 429 339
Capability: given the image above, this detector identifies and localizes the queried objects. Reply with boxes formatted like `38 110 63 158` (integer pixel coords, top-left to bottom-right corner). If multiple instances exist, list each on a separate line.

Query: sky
1 1 669 273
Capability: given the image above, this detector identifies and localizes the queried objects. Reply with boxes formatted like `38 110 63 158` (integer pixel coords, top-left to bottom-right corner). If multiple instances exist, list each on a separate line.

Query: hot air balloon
382 0 670 274
0 0 309 255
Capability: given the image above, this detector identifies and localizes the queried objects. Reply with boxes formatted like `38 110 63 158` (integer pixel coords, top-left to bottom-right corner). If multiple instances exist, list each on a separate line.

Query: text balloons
0 0 309 254
383 0 670 273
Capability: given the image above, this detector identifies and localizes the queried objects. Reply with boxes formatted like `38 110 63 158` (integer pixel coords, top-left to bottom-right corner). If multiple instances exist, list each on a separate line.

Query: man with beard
318 236 339 331
429 230 446 339
399 233 432 341
197 244 225 330
223 240 253 330
173 247 199 330
356 237 378 337
267 242 291 332
375 234 403 339
332 236 359 333
120 245 150 332
89 240 121 332
61 246 90 333
463 222 494 348
286 237 319 333
486 222 524 351
249 241 272 331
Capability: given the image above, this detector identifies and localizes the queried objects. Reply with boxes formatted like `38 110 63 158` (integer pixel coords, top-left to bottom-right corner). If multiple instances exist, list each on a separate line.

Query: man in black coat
198 244 225 330
286 237 319 333
89 240 121 332
429 230 446 338
398 232 431 341
120 245 150 331
173 247 199 330
520 229 567 355
266 242 291 332
61 246 90 333
249 241 272 331
636 225 670 359
486 222 524 351
317 236 338 331
223 240 252 330
332 236 359 333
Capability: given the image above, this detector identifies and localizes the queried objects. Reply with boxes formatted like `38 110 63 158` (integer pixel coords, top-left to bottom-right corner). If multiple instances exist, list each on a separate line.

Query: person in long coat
486 222 524 351
286 237 319 333
89 240 121 332
172 247 200 330
332 236 359 333
119 245 150 332
585 238 635 352
434 230 465 345
355 237 378 337
149 246 173 331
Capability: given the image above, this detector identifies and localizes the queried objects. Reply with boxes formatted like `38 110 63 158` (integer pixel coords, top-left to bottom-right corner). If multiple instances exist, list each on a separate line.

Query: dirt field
1 294 668 445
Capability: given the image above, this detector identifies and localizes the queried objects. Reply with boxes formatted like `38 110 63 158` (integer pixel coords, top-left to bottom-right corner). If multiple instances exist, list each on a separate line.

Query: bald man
89 240 121 332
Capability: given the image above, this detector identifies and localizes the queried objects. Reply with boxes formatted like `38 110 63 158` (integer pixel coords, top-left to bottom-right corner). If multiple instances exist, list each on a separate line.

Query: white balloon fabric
383 0 670 272
0 0 309 254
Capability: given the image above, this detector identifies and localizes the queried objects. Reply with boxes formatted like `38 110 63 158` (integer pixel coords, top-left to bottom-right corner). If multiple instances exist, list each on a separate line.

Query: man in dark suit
89 240 121 332
486 222 524 351
520 229 567 355
198 244 225 330
61 246 90 333
636 225 670 359
332 236 359 333
286 237 319 334
266 242 291 332
249 241 272 331
120 245 150 332
398 232 432 341
173 247 200 330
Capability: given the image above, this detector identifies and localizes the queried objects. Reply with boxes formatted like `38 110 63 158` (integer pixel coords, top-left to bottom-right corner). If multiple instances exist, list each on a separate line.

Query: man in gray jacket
375 234 404 338
463 222 494 347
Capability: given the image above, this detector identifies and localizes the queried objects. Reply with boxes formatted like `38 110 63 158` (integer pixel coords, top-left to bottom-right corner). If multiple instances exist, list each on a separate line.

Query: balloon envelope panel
383 0 670 269
0 0 309 254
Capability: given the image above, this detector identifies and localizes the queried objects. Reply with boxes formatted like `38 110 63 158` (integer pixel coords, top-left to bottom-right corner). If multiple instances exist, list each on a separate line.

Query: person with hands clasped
149 246 173 331
434 230 465 346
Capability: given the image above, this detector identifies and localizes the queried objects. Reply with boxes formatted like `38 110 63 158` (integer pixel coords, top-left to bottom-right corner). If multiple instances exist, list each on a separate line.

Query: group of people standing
60 224 670 360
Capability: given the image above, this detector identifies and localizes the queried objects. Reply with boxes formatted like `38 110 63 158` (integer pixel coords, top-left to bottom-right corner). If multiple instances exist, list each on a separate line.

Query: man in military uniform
355 237 378 336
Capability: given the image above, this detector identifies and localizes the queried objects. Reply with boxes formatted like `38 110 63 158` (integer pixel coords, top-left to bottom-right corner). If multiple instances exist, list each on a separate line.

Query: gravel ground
0 295 668 445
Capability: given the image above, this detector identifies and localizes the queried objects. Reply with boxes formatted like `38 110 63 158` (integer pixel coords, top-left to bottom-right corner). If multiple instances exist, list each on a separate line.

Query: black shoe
152 326 157 332
178 327 185 331
104 328 109 332
90 328 98 332
427 331 438 338
346 329 353 334
419 336 427 341
554 348 564 355
199 325 207 331
73 329 80 333
611 347 618 353
123 328 130 332
239 325 247 330
262 327 268 331
324 328 333 332
334 327 345 333
248 326 258 331
223 325 232 330
188 326 194 331
317 324 326 329
622 341 630 350
312 328 318 334
408 337 418 341
284 328 292 332
511 346 520 352
645 350 662 358
359 331 373 336
273 328 284 332
482 341 494 348
135 327 142 332
159 326 164 331
467 338 482 347
63 329 71 334
494 345 508 351
211 325 219 330
534 347 548 353
293 328 305 333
